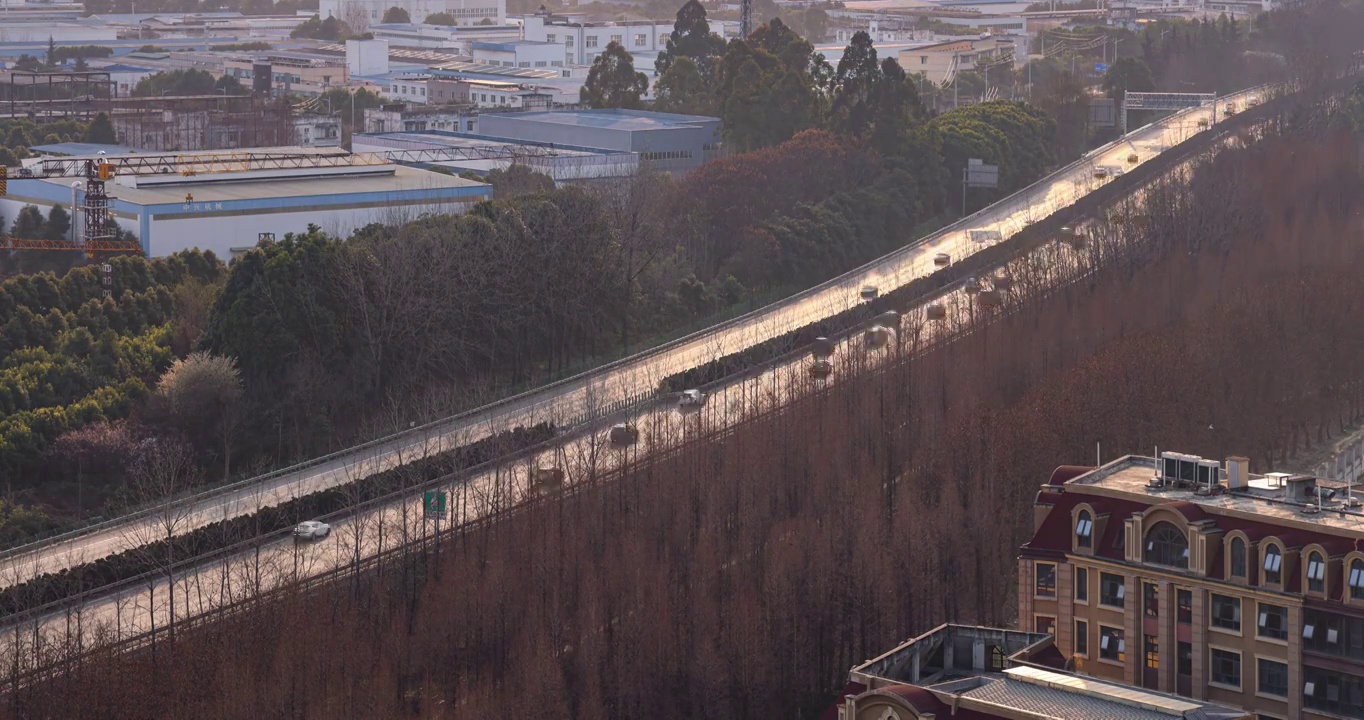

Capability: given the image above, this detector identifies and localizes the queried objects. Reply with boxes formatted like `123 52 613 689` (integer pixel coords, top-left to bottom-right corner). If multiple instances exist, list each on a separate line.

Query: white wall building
385 74 434 104
347 38 391 77
321 0 505 30
470 40 566 69
521 15 673 67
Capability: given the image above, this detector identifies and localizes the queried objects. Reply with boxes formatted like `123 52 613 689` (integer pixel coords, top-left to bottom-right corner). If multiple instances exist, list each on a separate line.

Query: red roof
1023 489 1364 596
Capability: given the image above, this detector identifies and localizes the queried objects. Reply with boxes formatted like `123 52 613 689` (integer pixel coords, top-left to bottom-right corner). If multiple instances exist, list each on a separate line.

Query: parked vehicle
293 520 331 541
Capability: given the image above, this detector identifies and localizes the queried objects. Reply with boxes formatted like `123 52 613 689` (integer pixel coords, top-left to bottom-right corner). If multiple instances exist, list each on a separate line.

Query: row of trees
12 116 1364 719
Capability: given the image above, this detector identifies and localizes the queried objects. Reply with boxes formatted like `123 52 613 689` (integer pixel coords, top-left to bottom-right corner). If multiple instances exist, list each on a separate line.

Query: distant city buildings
319 0 506 30
1019 452 1364 719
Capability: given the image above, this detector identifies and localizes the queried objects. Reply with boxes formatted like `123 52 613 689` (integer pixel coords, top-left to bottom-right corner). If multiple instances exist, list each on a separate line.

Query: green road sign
423 490 447 517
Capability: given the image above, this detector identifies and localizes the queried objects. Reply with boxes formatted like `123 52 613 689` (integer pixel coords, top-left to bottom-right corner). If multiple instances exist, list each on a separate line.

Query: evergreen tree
656 0 727 78
45 205 72 242
581 42 649 109
85 113 117 145
11 205 46 239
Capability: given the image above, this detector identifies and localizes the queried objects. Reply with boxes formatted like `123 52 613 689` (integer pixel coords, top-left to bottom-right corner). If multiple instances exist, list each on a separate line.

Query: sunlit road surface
0 89 1258 599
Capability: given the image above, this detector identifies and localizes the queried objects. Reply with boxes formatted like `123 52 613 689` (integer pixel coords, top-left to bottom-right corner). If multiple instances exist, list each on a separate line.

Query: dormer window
1230 537 1246 579
1307 552 1326 594
1144 522 1189 569
1264 544 1283 585
1076 510 1093 549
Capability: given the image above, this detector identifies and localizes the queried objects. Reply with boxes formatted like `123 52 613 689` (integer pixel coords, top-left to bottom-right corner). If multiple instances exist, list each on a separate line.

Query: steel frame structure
1121 91 1217 133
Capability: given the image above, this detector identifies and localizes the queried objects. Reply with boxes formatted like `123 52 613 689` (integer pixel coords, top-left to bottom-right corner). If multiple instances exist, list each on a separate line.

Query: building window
1100 572 1125 608
1304 665 1364 716
920 55 927 64
1263 544 1282 585
1075 567 1088 603
659 33 668 44
1177 641 1192 676
1258 602 1288 641
1308 551 1327 593
585 36 596 48
546 33 556 42
1099 626 1124 663
566 36 574 46
535 61 546 67
1035 615 1055 635
1211 594 1242 633
610 34 622 44
634 32 647 46
1076 510 1092 549
1075 620 1088 656
1144 634 1159 670
1035 562 1056 598
1351 559 1364 600
1210 648 1241 688
1144 521 1189 569
1144 582 1159 618
1230 537 1246 578
1258 659 1288 697
1177 588 1192 624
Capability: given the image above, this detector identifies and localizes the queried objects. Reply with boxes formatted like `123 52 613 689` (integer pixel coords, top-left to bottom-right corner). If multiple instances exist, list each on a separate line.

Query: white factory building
320 0 505 30
4 146 490 259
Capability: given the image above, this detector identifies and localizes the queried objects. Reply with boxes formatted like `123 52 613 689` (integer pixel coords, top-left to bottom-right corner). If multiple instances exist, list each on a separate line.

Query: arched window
1076 510 1093 549
1263 544 1282 585
1144 522 1189 569
1307 551 1326 593
1350 559 1364 601
1230 537 1246 578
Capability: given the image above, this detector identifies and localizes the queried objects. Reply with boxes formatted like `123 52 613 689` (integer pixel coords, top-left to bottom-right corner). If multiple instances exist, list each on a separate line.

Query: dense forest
12 95 1364 718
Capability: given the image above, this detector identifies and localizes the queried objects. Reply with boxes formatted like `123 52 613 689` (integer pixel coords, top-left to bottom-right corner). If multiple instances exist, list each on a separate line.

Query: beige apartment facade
1020 455 1364 720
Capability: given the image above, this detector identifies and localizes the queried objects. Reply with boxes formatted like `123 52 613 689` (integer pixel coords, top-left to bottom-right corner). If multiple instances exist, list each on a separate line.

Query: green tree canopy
581 42 649 109
10 205 45 240
44 205 71 242
85 112 117 144
715 20 821 151
424 10 456 23
290 15 351 40
382 6 410 22
656 0 727 78
654 56 718 116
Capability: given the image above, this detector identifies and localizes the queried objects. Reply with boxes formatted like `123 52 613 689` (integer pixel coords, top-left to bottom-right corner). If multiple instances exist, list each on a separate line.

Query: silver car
293 520 331 541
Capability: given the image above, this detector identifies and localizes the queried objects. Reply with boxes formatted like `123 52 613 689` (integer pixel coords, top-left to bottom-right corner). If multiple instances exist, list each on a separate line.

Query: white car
293 520 331 541
679 389 705 408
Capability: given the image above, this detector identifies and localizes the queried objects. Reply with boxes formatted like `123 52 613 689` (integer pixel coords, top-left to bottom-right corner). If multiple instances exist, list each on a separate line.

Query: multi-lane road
0 89 1254 605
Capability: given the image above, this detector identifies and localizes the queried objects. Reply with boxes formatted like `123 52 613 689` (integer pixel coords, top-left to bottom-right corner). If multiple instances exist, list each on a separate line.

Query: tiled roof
1024 481 1364 593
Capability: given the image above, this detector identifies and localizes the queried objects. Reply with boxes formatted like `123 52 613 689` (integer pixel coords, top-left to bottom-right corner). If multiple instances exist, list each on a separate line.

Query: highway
0 89 1253 598
0 88 1267 656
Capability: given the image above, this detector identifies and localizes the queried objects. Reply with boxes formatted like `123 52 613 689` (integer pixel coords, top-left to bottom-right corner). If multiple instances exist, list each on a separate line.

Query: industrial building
1019 452 1364 719
477 109 723 174
3 147 490 259
830 623 1248 719
319 0 505 29
353 130 638 182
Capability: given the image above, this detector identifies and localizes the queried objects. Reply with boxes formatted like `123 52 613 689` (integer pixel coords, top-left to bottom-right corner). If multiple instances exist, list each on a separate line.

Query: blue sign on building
1094 62 1110 74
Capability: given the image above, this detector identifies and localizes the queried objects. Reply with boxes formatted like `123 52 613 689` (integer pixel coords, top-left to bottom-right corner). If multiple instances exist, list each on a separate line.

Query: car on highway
678 389 705 408
860 285 879 302
1092 166 1108 179
293 520 331 541
934 253 951 267
809 358 833 378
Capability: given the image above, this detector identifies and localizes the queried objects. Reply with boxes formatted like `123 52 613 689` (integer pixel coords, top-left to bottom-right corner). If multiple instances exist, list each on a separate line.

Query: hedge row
0 422 556 618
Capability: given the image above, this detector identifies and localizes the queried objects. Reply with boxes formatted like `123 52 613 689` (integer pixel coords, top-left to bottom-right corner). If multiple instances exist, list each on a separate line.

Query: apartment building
1019 452 1364 719
897 37 1014 86
521 15 672 67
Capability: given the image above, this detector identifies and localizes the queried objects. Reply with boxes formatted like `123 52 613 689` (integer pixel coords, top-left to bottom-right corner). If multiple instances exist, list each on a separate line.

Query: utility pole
739 0 752 39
